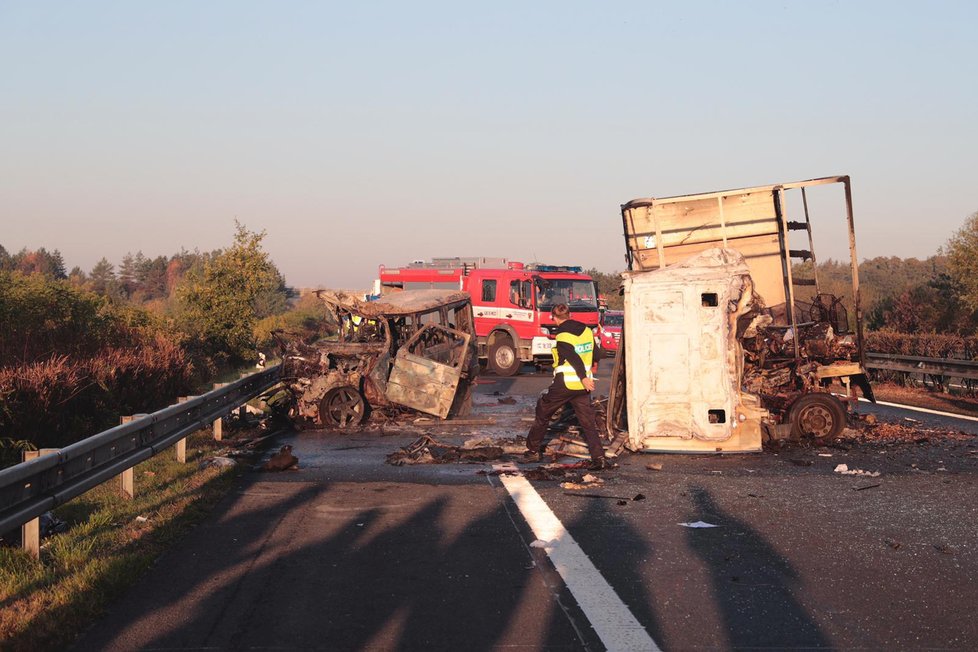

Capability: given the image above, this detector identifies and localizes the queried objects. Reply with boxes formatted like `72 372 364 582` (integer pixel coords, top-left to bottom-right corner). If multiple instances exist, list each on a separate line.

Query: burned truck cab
274 289 479 428
612 175 875 452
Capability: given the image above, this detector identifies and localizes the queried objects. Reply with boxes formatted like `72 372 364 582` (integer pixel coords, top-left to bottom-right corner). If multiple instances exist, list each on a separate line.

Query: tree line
0 224 330 454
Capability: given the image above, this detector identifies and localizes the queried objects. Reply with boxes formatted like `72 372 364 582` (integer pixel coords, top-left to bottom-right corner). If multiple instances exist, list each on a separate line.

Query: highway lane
74 360 978 650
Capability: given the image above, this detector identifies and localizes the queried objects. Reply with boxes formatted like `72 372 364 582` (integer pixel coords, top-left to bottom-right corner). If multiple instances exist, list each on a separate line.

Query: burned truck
609 175 874 453
273 289 479 428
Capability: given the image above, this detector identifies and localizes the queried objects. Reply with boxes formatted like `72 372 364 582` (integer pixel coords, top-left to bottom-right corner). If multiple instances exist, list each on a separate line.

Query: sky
2 1 976 289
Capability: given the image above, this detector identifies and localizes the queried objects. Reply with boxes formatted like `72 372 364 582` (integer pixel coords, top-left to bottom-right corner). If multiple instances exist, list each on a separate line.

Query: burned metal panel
318 289 471 318
623 248 765 453
385 324 472 419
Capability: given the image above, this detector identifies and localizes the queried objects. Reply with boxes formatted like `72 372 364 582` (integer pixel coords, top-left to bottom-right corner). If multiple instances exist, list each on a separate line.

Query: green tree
11 247 67 279
89 257 121 298
946 210 978 312
585 268 624 310
175 223 288 363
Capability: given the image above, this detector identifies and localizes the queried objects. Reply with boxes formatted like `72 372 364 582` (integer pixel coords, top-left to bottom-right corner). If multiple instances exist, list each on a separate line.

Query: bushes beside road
866 331 978 359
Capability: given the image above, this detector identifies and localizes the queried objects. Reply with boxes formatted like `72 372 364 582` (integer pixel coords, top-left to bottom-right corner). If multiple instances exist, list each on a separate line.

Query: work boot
520 450 543 464
587 457 617 471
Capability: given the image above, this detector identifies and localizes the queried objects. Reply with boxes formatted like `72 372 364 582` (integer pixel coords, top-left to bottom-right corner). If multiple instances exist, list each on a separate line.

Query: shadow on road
78 474 582 651
684 486 831 649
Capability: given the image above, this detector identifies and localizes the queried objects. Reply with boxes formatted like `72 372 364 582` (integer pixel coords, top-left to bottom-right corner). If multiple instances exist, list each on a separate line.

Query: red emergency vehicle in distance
377 257 600 376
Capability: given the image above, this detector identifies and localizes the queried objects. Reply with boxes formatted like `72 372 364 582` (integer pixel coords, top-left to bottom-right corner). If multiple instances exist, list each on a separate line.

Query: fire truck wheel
789 393 846 440
319 386 367 428
488 336 520 377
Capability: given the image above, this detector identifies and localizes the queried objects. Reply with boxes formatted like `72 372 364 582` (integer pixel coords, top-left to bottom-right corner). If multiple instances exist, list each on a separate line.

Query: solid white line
858 397 978 423
496 466 661 652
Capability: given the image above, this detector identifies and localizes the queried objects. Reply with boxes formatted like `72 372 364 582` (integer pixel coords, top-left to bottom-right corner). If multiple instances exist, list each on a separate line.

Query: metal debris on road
834 463 880 477
386 435 505 465
679 521 719 528
263 445 298 471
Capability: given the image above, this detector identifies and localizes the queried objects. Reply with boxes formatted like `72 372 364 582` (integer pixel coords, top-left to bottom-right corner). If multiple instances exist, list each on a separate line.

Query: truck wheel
488 336 521 377
319 386 367 428
789 393 846 439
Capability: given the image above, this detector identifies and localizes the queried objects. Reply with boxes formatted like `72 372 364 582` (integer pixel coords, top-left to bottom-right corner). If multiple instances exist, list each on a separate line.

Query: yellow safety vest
552 328 595 390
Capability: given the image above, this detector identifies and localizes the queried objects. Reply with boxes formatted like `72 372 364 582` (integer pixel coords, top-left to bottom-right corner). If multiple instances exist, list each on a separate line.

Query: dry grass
0 431 240 652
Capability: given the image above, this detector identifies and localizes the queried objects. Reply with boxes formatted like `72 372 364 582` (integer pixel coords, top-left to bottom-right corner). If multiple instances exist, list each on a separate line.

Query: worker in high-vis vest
522 303 613 470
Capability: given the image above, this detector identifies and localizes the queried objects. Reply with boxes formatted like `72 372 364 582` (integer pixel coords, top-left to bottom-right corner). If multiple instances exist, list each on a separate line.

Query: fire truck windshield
535 278 599 313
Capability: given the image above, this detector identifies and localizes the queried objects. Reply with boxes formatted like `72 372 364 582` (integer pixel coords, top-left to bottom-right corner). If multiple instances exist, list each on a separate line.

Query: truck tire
789 393 846 440
488 336 521 377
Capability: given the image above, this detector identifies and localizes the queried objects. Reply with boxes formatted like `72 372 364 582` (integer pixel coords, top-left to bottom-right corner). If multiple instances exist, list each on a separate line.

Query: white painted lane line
497 466 661 652
858 397 978 423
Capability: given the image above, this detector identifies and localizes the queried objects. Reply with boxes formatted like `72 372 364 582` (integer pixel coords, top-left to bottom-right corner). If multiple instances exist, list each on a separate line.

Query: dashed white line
496 465 661 652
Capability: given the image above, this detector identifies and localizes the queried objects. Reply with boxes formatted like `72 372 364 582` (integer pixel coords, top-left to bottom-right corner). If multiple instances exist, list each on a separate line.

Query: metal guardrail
865 353 978 382
0 365 281 536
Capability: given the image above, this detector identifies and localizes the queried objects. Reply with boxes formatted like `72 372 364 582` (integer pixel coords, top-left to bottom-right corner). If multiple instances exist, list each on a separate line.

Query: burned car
273 289 479 428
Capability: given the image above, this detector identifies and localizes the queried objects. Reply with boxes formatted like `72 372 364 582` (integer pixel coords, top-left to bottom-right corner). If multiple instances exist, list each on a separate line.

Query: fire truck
377 257 601 376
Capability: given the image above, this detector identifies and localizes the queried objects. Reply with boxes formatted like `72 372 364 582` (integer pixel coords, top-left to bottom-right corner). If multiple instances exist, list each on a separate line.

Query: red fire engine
377 258 601 376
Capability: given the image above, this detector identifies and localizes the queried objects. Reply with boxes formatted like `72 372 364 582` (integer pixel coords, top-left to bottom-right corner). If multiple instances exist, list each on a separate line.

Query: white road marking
496 465 661 652
858 397 978 423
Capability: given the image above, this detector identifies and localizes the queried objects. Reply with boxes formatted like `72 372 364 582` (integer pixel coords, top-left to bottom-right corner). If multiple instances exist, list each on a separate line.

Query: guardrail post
118 416 136 499
212 384 227 441
175 397 191 463
21 448 58 558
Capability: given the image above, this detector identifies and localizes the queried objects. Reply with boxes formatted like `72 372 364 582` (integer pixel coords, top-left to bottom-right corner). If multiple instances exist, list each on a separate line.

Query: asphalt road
74 360 978 651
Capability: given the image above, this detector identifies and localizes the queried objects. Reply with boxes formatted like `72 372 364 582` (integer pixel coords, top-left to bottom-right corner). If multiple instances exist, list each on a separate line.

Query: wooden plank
624 190 777 247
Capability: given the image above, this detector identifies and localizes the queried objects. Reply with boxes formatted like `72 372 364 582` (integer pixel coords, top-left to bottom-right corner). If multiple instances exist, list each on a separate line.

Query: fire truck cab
378 258 600 376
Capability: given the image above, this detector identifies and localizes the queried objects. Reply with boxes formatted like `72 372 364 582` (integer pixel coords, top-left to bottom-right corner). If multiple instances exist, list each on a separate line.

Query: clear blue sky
2 1 976 288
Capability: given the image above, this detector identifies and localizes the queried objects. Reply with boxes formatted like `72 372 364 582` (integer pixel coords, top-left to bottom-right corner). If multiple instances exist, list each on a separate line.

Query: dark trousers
526 381 605 461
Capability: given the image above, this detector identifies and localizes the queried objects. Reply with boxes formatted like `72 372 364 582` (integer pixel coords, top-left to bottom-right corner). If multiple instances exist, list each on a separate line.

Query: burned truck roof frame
620 175 865 367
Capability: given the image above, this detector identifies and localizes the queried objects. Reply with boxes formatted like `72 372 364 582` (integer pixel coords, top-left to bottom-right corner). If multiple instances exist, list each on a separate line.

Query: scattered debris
39 512 68 537
143 471 156 476
476 468 518 477
524 466 575 481
834 463 880 477
387 435 504 465
200 456 237 470
263 445 299 471
646 463 663 471
497 396 518 405
854 483 881 491
933 542 955 555
134 515 148 523
679 521 719 528
817 453 833 457
884 538 902 550
462 435 525 454
564 492 646 502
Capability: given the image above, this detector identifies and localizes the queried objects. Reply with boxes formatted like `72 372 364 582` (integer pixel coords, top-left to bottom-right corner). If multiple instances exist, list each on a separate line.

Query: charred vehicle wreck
610 175 875 452
273 290 479 428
